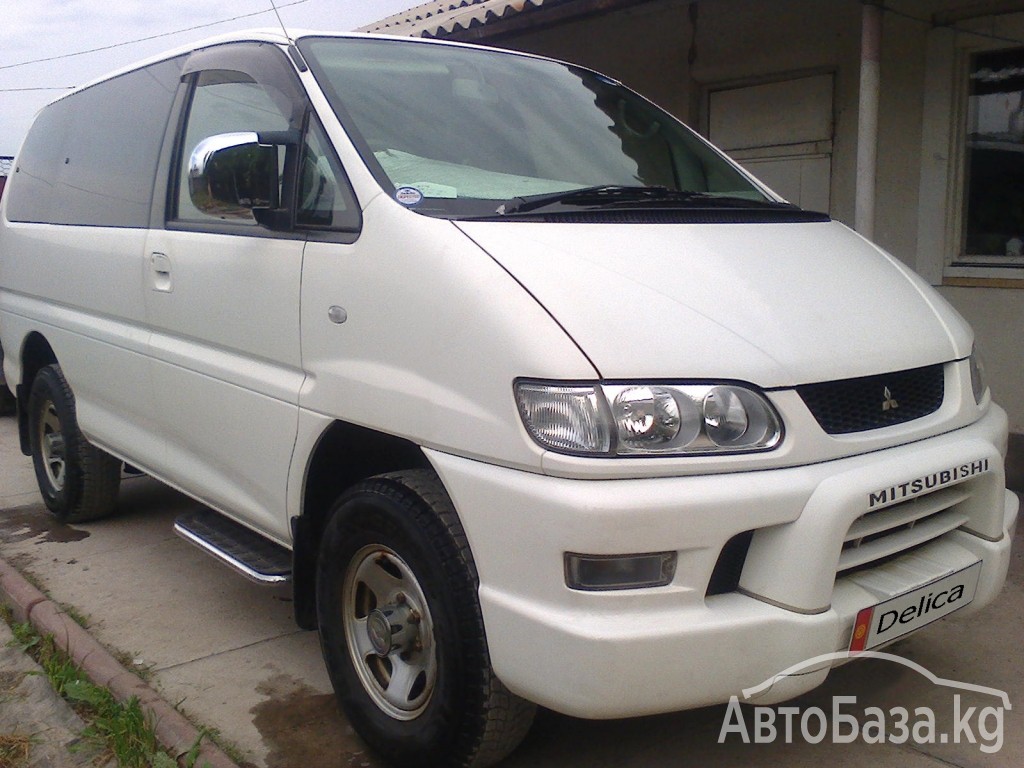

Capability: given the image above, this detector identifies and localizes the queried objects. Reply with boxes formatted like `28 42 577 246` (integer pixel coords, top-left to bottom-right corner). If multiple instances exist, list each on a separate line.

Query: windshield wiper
497 185 795 215
498 185 678 214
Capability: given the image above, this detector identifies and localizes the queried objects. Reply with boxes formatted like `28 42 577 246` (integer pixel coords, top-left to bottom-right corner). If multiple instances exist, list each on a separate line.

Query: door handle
150 252 172 292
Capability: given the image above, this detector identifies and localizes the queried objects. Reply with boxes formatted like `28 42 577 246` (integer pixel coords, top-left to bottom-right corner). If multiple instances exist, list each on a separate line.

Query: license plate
849 561 982 653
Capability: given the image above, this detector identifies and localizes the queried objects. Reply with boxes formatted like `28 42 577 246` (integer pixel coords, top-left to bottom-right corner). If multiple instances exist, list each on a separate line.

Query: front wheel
28 364 121 522
316 470 535 768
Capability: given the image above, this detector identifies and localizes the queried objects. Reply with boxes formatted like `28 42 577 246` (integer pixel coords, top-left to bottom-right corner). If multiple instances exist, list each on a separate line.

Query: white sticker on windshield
395 186 423 206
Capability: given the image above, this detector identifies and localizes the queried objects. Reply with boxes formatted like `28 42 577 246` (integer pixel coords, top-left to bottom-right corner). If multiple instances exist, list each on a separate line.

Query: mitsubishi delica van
0 30 1017 767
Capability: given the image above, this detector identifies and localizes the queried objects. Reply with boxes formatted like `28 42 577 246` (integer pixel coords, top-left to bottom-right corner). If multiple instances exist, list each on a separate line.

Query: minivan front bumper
427 405 1017 719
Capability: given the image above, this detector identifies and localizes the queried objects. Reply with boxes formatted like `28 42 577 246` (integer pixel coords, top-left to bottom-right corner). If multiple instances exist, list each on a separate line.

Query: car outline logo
742 650 1011 708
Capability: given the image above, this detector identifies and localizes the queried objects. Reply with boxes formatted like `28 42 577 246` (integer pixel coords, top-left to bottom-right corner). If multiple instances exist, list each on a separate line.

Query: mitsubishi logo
882 387 899 412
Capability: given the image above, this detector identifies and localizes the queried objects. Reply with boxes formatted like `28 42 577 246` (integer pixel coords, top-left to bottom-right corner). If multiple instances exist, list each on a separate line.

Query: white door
143 45 309 541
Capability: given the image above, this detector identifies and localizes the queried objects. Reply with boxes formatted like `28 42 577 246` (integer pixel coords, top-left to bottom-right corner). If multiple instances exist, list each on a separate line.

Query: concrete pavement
1 412 1022 767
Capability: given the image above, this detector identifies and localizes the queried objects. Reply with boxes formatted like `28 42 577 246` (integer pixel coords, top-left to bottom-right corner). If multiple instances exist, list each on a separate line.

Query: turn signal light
564 552 677 591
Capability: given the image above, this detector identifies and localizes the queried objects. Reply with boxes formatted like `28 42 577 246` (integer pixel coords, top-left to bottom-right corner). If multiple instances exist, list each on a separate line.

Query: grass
171 704 248 766
3 615 210 768
0 735 32 768
57 602 91 629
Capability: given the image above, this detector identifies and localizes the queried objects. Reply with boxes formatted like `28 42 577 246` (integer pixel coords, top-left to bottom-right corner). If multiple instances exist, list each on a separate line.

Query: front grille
838 485 971 572
797 364 944 435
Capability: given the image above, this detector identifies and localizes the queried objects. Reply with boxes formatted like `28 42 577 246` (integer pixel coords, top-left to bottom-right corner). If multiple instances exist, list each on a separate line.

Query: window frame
951 42 1024 276
918 15 1024 285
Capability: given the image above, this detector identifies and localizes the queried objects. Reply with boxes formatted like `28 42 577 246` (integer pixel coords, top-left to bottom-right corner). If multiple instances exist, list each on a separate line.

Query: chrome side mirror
188 132 278 220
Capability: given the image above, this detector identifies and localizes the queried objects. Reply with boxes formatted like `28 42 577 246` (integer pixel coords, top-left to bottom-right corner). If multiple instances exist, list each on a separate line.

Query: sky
0 0 419 156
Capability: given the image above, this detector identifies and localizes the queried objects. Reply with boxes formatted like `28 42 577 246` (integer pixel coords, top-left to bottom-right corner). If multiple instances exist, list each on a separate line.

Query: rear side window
7 57 183 227
5 101 70 223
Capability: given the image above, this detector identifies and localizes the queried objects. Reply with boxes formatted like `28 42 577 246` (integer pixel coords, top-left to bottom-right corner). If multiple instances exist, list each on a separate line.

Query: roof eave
360 0 661 42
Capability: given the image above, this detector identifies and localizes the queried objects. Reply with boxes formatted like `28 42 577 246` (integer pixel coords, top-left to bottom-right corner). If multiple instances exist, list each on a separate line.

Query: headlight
611 386 700 452
969 347 988 404
515 380 782 456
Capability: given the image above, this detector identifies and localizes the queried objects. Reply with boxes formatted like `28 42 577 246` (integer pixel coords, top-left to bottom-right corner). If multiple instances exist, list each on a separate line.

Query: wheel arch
291 420 432 630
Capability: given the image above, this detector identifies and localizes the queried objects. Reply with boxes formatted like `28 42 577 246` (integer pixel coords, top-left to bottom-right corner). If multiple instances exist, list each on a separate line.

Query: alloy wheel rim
39 399 67 491
342 545 437 720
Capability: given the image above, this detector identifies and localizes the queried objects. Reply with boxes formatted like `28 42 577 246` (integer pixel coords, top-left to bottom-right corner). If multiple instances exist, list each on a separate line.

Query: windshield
299 37 771 217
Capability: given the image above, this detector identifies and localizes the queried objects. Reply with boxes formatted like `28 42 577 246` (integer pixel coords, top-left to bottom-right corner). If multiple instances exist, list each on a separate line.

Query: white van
0 30 1017 767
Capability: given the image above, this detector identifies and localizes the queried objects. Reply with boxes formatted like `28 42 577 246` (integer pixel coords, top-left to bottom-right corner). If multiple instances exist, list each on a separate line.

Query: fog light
564 552 677 591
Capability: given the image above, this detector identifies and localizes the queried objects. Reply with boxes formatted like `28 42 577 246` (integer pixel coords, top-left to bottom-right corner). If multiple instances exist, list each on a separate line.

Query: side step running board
174 509 292 585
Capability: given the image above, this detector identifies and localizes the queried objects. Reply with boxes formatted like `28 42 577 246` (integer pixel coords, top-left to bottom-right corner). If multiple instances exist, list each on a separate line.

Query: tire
316 470 535 768
28 364 121 522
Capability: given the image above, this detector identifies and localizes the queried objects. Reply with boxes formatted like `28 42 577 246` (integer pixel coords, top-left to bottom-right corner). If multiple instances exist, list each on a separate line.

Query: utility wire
0 86 74 92
0 0 310 73
5 1 1024 86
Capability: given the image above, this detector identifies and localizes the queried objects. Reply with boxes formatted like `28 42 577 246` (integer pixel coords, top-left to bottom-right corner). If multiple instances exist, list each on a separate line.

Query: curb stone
0 556 243 768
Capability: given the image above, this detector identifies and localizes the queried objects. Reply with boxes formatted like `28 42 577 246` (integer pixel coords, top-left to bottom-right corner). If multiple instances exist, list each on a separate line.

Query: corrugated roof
358 0 555 38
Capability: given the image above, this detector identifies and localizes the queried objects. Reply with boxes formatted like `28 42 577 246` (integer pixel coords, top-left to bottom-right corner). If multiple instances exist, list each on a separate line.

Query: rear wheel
316 470 535 767
28 364 121 522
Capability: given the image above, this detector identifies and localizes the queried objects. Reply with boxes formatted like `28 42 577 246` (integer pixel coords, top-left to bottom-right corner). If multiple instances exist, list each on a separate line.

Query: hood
456 219 972 388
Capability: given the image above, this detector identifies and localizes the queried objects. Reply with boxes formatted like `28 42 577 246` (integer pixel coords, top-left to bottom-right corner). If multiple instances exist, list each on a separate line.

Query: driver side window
176 70 291 225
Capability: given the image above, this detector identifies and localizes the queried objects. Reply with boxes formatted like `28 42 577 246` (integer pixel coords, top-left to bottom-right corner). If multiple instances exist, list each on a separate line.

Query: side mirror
188 132 280 221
